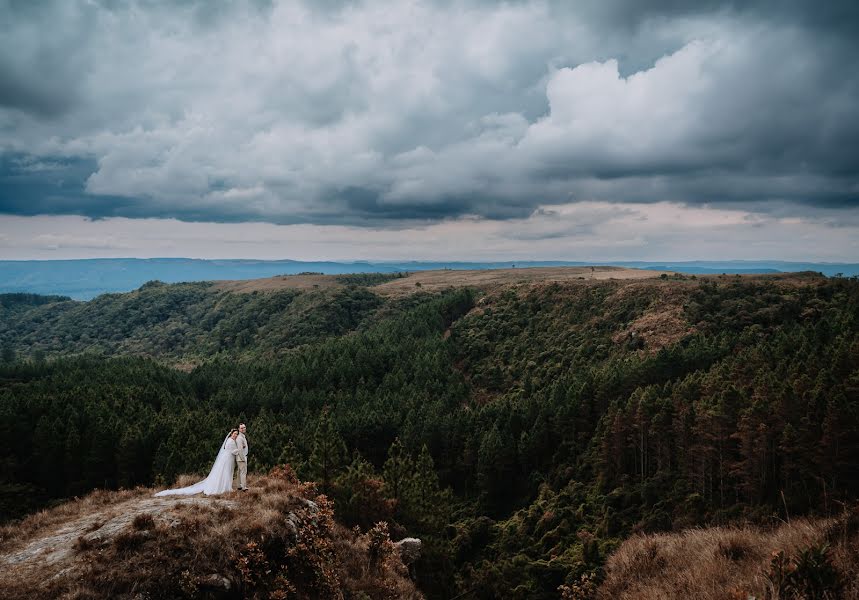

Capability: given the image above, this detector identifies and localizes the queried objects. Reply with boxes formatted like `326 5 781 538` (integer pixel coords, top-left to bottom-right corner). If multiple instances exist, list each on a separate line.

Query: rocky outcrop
2 495 236 575
395 537 422 565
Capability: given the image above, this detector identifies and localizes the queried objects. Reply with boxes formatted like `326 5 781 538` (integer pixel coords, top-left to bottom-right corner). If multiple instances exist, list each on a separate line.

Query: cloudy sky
1 0 857 261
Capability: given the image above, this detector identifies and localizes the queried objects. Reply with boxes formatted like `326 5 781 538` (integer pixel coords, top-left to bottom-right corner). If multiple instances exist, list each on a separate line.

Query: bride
156 429 240 496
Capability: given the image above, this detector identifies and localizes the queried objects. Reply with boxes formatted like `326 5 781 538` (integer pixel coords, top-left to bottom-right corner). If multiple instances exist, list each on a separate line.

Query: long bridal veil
155 435 236 496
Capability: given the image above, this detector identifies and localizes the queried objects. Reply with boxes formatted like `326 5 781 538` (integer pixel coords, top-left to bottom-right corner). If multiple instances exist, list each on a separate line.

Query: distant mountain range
0 258 856 300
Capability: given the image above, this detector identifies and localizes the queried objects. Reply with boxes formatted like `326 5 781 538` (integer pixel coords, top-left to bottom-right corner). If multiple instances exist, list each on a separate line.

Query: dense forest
1 272 857 599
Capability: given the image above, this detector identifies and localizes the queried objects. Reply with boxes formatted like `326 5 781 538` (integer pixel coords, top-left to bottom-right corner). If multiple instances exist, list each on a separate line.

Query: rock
198 573 232 592
395 537 422 564
285 513 301 536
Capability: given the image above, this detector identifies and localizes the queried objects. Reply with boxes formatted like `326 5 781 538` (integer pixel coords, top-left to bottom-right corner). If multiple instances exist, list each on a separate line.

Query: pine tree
277 439 303 472
382 437 413 504
64 424 83 495
308 407 346 493
116 426 144 488
335 450 392 528
1 345 14 364
404 444 447 530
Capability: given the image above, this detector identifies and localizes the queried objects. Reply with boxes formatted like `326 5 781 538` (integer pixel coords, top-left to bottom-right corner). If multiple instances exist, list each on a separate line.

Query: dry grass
213 273 345 293
209 267 825 305
612 303 691 352
210 266 671 298
607 280 696 352
1 468 422 599
372 266 668 297
171 472 210 488
599 511 859 599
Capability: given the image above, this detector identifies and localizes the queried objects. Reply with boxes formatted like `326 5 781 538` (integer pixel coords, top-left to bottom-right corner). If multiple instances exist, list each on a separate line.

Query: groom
236 423 249 491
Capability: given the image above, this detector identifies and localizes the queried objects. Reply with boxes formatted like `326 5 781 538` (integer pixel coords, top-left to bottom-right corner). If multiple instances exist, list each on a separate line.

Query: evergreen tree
1 345 14 363
382 437 413 505
64 424 83 495
335 450 393 528
277 439 303 473
404 444 447 530
307 407 346 493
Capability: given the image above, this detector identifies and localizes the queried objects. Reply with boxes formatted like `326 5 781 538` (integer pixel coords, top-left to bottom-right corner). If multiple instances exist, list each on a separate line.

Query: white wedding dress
155 435 238 496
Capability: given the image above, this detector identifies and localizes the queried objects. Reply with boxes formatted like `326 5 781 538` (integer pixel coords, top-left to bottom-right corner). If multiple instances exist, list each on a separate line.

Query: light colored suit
236 432 249 490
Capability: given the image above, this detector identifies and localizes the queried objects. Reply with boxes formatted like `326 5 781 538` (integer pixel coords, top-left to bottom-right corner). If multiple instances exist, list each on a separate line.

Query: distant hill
1 258 856 299
638 265 782 274
0 266 664 362
0 268 820 363
631 260 859 276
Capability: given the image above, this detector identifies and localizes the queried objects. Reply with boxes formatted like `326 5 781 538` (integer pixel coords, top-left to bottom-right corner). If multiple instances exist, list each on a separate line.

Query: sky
0 0 858 261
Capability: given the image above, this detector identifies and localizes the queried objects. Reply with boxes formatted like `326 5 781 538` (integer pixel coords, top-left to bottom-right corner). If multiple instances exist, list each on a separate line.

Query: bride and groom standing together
156 423 249 497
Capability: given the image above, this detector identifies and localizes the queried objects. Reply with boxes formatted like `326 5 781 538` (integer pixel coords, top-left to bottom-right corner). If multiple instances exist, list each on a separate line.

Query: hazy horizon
2 257 858 266
3 256 856 301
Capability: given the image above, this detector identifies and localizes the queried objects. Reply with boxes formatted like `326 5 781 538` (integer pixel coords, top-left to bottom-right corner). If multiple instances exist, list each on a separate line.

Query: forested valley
1 272 857 599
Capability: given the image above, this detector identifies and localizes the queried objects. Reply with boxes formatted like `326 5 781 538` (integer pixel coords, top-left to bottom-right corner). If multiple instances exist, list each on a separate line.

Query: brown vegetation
599 508 859 599
213 273 345 294
211 266 671 297
210 267 825 302
373 266 669 297
1 466 422 599
607 280 695 352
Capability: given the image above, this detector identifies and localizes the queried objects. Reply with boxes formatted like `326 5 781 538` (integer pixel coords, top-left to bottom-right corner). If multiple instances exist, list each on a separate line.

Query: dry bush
335 521 422 600
599 513 859 600
131 512 155 531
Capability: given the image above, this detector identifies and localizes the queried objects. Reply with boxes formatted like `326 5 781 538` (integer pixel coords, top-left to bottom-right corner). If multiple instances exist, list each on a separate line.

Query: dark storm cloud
579 0 859 31
0 62 74 117
0 0 857 228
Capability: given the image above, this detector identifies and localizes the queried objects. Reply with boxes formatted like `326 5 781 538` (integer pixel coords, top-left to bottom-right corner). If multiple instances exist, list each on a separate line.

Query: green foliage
307 407 347 493
1 345 13 363
382 437 413 504
403 445 448 530
333 451 395 529
0 292 71 309
765 544 843 599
